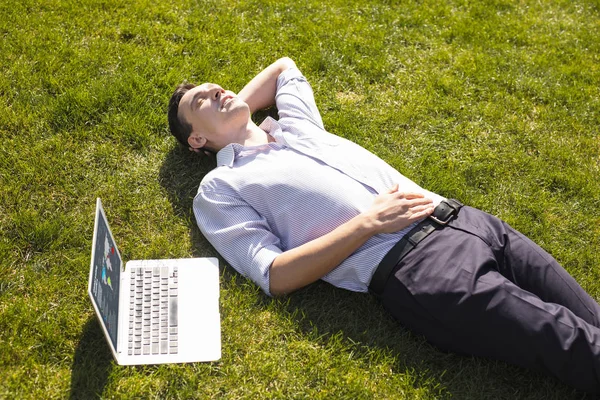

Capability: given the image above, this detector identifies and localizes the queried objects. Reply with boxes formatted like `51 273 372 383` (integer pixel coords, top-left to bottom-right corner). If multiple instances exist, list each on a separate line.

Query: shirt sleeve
275 67 325 130
193 188 281 296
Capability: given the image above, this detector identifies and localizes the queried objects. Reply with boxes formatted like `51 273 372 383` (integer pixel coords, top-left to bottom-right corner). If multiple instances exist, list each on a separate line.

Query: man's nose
212 87 225 100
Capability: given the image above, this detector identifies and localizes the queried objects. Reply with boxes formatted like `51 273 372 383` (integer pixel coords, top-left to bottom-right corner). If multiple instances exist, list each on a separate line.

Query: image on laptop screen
91 210 122 350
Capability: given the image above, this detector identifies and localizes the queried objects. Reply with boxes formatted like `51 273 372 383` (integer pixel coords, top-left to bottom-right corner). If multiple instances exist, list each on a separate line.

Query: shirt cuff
276 67 304 90
251 244 282 297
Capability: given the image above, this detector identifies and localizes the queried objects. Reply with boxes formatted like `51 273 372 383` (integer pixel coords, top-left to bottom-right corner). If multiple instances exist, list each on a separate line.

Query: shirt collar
215 143 244 167
259 117 283 141
215 118 285 168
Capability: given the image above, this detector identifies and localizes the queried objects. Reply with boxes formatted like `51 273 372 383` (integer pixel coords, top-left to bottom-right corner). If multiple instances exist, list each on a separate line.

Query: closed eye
190 92 205 111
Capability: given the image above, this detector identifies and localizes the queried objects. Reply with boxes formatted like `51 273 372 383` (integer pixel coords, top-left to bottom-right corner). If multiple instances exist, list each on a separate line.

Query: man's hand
364 185 434 234
189 147 213 157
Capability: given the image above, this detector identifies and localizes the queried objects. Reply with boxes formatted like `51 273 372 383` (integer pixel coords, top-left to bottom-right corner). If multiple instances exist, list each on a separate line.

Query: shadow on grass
279 283 591 399
158 144 221 259
157 118 590 399
69 317 114 399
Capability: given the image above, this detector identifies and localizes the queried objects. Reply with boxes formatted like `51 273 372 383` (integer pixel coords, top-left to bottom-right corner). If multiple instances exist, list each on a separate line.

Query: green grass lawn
1 0 599 398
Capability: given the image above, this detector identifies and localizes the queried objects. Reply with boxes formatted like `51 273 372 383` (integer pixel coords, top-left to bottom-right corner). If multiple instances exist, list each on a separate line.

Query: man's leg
379 207 600 393
456 206 600 328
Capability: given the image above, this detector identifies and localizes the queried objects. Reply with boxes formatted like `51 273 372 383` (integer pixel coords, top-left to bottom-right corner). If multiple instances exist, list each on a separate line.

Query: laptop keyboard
128 265 178 356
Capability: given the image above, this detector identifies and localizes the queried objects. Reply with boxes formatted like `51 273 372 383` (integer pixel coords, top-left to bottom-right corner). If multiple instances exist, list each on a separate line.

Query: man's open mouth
221 96 234 110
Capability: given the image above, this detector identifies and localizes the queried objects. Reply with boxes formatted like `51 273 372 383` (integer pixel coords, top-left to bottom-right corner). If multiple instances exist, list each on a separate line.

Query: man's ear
187 132 207 152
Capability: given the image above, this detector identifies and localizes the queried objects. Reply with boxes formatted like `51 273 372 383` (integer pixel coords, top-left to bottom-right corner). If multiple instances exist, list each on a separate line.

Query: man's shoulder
197 166 229 193
196 162 252 198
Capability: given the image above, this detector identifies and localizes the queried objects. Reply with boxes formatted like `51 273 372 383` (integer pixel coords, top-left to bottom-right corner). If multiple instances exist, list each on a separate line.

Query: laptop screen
90 203 122 350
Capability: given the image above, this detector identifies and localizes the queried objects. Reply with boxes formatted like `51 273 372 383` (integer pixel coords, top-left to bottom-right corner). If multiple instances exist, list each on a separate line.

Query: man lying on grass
168 57 600 394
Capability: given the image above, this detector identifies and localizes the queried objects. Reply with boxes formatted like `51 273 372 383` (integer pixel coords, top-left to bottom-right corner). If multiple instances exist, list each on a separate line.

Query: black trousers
376 206 600 393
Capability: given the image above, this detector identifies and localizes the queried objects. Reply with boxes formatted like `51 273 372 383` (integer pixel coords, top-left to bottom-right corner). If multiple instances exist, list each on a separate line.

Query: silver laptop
88 198 221 365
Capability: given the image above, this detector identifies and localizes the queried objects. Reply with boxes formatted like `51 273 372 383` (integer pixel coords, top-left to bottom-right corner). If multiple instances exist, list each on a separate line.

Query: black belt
368 199 463 297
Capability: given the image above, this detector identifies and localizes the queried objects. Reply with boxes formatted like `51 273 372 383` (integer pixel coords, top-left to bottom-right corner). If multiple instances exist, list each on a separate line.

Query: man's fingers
399 192 426 200
404 197 434 207
407 203 434 213
384 189 431 203
410 209 434 220
414 204 435 214
388 192 427 201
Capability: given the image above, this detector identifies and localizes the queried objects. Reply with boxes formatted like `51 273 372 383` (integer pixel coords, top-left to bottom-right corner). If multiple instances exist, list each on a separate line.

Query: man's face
178 83 250 151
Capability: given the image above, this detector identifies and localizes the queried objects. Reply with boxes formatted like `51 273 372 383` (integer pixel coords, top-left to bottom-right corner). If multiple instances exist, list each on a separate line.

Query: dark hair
168 83 196 147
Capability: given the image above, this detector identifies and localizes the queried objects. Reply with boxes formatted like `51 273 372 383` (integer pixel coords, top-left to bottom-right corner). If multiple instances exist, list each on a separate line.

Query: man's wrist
352 212 381 239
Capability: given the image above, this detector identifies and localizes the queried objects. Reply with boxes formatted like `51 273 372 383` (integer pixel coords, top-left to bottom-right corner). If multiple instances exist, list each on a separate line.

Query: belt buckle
429 200 459 226
429 214 453 225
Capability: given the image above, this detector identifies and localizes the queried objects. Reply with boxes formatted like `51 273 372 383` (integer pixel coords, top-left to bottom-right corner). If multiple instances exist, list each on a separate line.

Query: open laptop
88 198 221 365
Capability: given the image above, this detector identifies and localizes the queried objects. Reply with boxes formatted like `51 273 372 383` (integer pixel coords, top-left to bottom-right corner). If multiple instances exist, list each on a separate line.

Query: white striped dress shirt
193 67 444 296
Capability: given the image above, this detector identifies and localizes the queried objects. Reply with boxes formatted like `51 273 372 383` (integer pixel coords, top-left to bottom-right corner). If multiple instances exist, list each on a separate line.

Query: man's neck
241 120 272 147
